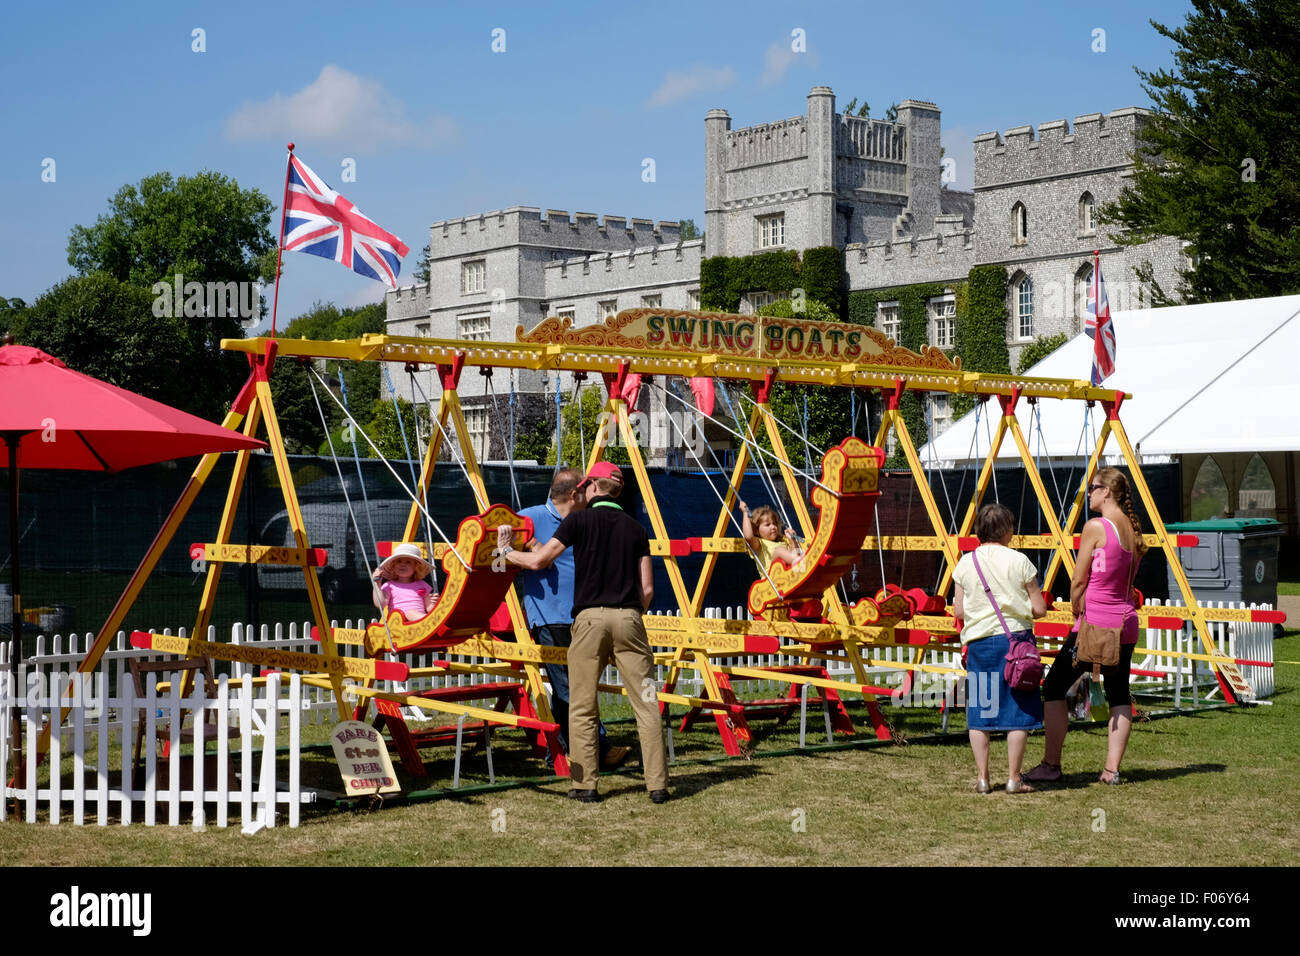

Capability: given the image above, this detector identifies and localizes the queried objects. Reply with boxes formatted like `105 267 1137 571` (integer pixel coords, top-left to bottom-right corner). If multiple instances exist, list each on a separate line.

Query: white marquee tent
918 294 1300 531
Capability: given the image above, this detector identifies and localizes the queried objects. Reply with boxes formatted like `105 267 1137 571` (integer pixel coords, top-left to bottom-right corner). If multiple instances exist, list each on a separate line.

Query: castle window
929 295 956 348
415 322 430 339
461 259 486 295
464 406 490 463
556 306 576 325
641 294 662 309
1079 192 1096 235
748 292 776 312
878 301 901 341
687 289 701 310
1011 203 1028 245
458 312 491 341
598 299 618 321
1015 277 1034 339
757 213 786 248
1075 263 1095 327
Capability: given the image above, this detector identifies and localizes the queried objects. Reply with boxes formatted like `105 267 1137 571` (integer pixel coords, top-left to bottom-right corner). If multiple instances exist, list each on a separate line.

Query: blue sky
1 0 1195 327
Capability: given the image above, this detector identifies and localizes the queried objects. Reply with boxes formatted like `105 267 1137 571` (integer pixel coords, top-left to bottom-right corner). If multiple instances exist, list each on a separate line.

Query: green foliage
883 103 899 123
414 243 431 284
843 97 870 118
952 265 1010 419
67 170 276 289
755 297 836 322
699 248 841 315
513 412 553 464
678 218 703 241
365 398 429 461
847 290 876 328
547 386 631 468
1100 0 1300 303
269 301 388 452
1016 332 1071 373
9 272 193 411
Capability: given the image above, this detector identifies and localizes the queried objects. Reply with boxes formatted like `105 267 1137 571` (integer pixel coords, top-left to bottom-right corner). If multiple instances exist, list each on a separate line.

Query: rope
335 364 378 555
310 368 471 572
403 368 438 552
650 384 785 600
709 381 798 535
406 372 482 508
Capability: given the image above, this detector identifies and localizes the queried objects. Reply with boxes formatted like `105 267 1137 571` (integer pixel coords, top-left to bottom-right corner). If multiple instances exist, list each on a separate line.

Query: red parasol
0 344 266 681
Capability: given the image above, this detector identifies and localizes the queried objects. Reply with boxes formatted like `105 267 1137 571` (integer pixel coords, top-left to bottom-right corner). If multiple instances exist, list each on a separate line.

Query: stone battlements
722 115 808 168
974 108 1150 159
430 206 682 250
542 238 706 277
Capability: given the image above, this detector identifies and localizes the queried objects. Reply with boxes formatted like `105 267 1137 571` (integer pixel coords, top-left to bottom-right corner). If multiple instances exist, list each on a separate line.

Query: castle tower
896 99 942 237
703 108 731 258
804 86 838 250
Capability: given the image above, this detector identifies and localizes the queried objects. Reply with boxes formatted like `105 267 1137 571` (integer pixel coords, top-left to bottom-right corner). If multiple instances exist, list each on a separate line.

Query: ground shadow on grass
1016 762 1227 791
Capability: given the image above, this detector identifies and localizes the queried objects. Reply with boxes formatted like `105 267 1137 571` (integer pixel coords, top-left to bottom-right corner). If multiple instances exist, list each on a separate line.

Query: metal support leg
452 715 465 789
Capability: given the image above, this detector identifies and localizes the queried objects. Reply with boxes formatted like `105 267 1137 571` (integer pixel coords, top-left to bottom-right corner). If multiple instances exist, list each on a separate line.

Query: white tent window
1190 457 1229 521
1238 454 1276 517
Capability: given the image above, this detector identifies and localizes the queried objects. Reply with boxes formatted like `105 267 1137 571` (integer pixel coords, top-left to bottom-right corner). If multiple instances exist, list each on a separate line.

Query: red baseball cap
577 461 624 488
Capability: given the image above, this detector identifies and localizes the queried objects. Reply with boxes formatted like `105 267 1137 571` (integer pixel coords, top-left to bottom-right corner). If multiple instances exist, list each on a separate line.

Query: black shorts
1042 635 1136 708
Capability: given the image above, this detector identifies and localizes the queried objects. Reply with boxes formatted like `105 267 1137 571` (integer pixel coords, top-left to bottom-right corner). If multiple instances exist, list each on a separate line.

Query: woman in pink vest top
1026 468 1146 786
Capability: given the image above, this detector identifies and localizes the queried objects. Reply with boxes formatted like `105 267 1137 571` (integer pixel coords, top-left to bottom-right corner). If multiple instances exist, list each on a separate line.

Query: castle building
387 86 1183 461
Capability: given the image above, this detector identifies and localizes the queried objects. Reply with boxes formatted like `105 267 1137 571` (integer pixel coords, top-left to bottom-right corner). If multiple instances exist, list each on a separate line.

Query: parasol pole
4 430 27 794
269 142 296 338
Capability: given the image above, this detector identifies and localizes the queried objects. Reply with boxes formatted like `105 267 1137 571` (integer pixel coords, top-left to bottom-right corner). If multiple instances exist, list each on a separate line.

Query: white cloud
225 65 460 151
759 42 797 87
646 65 736 108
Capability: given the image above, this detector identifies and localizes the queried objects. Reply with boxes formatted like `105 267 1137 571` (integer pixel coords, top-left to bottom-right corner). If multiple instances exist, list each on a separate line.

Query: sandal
975 778 991 794
1023 761 1063 783
1098 769 1122 786
1005 776 1036 794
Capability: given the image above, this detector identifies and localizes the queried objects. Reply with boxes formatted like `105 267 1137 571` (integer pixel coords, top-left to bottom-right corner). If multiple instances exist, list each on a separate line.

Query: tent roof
920 294 1300 464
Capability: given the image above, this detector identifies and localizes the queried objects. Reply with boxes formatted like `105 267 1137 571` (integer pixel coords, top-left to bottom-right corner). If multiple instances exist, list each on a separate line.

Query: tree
546 386 631 468
9 273 190 405
414 243 431 284
678 219 703 242
67 170 276 288
843 97 870 118
1101 0 1300 303
1016 332 1071 373
270 302 387 452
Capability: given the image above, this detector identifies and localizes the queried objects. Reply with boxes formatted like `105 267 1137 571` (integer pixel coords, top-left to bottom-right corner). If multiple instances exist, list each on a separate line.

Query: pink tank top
1083 517 1140 643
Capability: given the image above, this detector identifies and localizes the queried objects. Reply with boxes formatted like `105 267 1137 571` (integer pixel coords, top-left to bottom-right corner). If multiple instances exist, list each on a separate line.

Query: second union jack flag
1085 257 1116 385
282 154 409 287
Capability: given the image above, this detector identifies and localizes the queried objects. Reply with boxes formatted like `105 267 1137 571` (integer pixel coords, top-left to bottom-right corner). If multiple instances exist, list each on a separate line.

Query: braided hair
1095 467 1147 558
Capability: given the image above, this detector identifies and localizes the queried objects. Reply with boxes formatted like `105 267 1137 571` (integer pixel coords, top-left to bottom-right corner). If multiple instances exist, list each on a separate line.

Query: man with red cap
497 461 670 803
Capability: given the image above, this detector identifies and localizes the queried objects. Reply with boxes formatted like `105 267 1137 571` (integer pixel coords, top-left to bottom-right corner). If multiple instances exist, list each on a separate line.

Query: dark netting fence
1 454 1180 648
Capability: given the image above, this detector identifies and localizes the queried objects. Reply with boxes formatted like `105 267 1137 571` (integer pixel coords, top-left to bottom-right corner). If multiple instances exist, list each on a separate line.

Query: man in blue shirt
518 468 627 769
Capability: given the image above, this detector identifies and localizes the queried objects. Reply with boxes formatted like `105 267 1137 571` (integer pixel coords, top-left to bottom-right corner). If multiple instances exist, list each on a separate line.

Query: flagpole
269 142 295 338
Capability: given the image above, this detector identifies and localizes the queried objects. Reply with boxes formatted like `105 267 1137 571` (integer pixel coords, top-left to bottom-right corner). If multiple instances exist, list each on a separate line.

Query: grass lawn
4 635 1299 867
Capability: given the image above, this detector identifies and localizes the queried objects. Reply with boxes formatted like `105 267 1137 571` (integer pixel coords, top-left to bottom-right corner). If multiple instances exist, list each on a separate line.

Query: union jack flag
1085 256 1116 385
281 154 409 287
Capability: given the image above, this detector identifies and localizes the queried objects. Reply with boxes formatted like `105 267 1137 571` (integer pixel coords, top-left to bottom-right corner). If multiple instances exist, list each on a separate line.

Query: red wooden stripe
957 537 979 551
1251 610 1286 623
743 636 781 653
669 539 692 556
373 660 409 681
1147 616 1186 630
1034 622 1073 637
1174 534 1199 546
130 630 154 649
687 537 704 552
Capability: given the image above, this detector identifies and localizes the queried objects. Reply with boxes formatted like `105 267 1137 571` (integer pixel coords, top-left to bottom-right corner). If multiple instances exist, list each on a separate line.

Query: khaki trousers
568 607 669 792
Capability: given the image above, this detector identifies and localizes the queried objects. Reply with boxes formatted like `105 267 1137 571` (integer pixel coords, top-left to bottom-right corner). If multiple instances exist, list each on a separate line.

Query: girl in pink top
371 543 437 620
1026 468 1147 786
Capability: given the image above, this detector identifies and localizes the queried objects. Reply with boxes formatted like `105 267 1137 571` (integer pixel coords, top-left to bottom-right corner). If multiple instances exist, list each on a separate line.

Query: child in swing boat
371 542 438 619
739 501 802 572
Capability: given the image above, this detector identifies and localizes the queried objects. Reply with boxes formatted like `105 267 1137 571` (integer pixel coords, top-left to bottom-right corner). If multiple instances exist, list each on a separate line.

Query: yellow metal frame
48 319 1260 769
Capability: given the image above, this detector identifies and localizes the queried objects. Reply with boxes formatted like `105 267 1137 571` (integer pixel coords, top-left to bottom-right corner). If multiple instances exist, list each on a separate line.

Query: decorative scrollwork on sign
516 310 651 349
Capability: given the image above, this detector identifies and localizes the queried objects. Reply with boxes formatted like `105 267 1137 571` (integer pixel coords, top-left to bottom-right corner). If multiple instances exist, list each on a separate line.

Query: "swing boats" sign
517 308 959 370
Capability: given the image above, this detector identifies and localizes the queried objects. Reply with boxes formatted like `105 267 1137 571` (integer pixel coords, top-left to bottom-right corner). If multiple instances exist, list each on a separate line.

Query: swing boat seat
747 438 885 619
850 584 946 629
365 504 533 655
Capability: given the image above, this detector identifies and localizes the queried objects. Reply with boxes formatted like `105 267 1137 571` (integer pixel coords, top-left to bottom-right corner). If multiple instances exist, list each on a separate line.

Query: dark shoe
649 789 670 804
600 745 631 770
1024 761 1063 783
567 788 599 803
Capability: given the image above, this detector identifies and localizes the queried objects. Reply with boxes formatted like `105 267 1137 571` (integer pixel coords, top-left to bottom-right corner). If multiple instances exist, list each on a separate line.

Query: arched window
1011 202 1028 244
1238 454 1277 518
1190 457 1229 520
1075 262 1094 326
1015 275 1034 339
1079 192 1095 235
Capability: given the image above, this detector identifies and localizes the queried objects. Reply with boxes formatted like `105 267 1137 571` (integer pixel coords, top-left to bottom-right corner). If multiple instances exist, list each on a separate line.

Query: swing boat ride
38 305 1283 781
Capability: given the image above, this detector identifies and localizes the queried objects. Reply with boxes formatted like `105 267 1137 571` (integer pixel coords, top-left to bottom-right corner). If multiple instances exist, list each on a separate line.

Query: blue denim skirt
965 631 1044 732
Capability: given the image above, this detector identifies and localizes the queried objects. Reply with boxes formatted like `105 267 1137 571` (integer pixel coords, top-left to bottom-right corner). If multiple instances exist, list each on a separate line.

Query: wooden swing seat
366 504 533 655
747 438 885 618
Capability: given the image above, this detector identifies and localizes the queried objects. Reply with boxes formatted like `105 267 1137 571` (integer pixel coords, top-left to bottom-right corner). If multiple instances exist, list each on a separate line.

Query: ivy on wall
952 265 1010 418
700 247 843 315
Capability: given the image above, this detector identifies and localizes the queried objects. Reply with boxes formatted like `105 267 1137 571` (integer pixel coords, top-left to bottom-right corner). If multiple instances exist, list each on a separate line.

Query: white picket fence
1 600 1276 826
